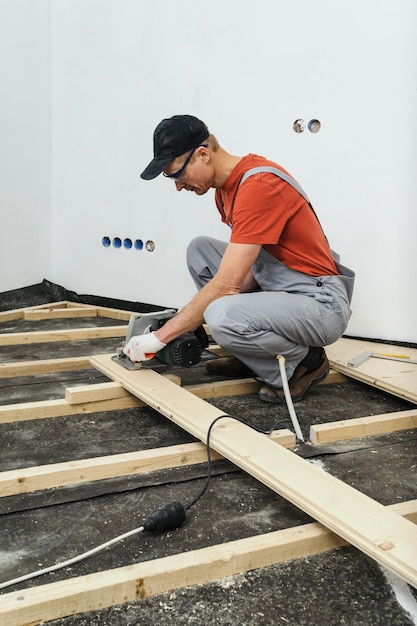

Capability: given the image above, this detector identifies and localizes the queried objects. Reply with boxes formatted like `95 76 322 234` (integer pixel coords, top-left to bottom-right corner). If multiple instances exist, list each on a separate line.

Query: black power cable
0 413 285 591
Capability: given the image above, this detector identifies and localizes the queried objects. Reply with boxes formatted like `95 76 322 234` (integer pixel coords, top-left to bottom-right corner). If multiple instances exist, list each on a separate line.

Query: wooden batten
0 326 127 346
0 356 94 378
0 430 294 497
23 307 98 320
311 409 417 444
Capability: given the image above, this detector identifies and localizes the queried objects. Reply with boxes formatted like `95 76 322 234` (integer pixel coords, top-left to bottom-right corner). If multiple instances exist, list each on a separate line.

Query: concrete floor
0 281 417 626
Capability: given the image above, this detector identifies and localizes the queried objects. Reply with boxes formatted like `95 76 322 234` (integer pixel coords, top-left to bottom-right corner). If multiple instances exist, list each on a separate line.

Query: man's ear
199 145 211 163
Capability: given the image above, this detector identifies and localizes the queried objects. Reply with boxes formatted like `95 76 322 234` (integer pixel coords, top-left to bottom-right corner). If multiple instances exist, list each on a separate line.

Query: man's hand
123 332 167 363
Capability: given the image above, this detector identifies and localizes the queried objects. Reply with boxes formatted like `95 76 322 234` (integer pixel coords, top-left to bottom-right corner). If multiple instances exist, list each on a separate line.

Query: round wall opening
293 119 306 133
308 119 321 133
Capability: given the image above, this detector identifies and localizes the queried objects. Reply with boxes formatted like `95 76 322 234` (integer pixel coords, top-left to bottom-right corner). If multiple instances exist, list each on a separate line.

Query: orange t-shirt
215 154 339 277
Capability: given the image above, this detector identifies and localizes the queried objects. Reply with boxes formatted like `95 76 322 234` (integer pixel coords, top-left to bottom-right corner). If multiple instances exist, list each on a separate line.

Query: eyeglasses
163 144 208 179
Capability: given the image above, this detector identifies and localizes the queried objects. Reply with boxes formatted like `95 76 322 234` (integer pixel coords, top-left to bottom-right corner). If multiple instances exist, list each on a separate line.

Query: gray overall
186 167 355 389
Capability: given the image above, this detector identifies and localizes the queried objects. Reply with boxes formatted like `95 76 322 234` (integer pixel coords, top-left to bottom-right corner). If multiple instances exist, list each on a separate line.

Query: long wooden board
310 408 417 444
1 500 416 626
0 430 294 497
67 381 416 445
327 337 417 404
0 356 93 378
0 326 127 345
23 307 98 320
0 396 142 424
91 353 417 588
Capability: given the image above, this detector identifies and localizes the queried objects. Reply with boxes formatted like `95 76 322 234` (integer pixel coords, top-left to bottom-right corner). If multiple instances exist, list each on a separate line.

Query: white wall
0 0 51 292
1 1 416 342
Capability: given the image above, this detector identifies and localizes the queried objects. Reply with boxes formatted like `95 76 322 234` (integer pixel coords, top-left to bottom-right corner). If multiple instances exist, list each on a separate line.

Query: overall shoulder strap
239 165 335 251
238 166 310 204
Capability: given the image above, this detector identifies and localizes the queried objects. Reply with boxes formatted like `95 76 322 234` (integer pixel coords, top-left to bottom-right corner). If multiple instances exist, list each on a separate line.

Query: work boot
259 348 330 404
205 355 254 377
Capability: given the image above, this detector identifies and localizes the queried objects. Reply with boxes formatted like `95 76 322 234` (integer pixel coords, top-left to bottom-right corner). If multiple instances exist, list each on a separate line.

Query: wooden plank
0 376 268 423
23 307 98 320
91 353 417 587
327 337 417 404
310 408 417 444
65 381 134 404
65 302 97 308
66 378 263 405
0 356 93 378
65 375 182 405
0 430 294 497
0 301 70 323
1 500 415 626
95 306 136 321
0 396 143 424
0 326 127 346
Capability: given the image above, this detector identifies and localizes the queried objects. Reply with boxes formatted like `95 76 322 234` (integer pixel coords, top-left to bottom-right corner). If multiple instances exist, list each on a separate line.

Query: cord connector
143 501 186 533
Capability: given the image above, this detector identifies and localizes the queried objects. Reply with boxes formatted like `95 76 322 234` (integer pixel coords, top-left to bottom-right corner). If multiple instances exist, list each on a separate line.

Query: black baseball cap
140 114 209 180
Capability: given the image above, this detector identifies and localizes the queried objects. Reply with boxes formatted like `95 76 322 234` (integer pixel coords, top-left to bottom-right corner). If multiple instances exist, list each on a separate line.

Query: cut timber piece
311 408 417 444
23 307 98 320
91 353 417 588
0 430 294 497
65 375 181 404
65 381 135 404
1 500 416 626
327 337 417 404
0 325 127 345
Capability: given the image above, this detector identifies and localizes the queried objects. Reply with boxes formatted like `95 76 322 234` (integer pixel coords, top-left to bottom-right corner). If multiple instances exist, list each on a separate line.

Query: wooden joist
0 375 262 424
66 377 263 404
23 307 98 320
67 381 417 445
0 430 295 497
0 356 94 378
310 408 417 444
90 353 417 588
0 326 127 346
1 499 416 626
0 373 256 424
0 396 142 425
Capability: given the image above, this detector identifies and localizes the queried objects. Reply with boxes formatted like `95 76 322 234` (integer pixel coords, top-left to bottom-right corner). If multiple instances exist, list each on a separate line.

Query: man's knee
204 298 230 334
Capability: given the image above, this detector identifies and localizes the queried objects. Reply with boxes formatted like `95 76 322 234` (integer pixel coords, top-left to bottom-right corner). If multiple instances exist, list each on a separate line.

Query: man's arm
155 242 261 344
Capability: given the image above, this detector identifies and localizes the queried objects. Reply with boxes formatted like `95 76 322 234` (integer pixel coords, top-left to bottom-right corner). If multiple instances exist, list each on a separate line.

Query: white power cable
0 524 144 591
276 354 305 442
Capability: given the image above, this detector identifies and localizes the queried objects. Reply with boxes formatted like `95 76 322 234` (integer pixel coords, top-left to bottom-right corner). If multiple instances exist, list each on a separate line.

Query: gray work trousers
186 236 355 388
